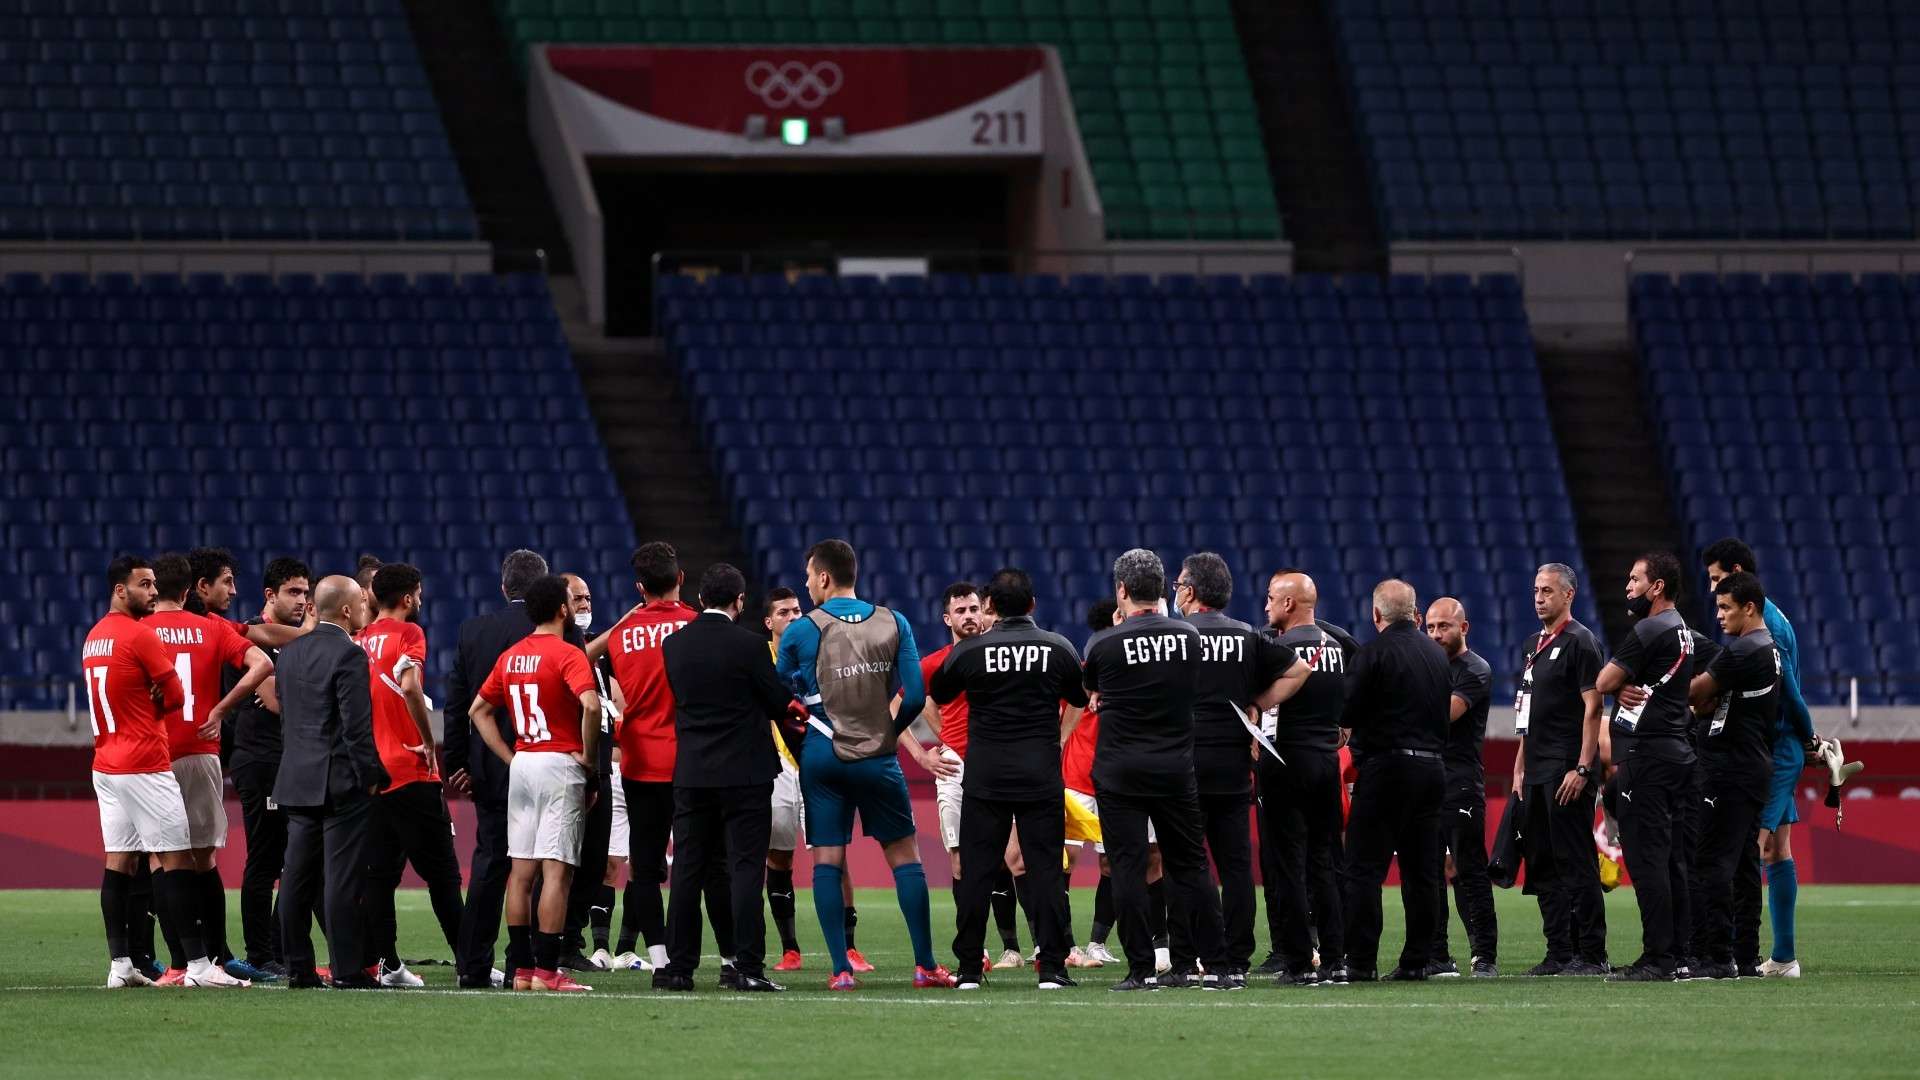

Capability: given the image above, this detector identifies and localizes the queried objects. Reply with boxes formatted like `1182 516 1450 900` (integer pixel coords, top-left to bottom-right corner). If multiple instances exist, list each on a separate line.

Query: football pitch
4 886 1917 1079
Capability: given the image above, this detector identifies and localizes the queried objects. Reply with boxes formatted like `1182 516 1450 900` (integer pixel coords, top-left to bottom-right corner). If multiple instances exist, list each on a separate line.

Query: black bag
1487 794 1524 889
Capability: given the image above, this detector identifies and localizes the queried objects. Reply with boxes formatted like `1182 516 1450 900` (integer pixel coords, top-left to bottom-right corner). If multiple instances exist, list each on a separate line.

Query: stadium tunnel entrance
594 162 1032 336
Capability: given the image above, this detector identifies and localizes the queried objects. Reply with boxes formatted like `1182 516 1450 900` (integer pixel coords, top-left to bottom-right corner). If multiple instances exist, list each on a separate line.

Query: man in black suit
1337 579 1453 982
444 550 588 988
657 564 791 992
274 574 389 989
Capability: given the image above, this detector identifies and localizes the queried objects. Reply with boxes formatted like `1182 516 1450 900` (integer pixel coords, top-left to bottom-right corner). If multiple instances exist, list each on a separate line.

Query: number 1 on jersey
173 654 196 727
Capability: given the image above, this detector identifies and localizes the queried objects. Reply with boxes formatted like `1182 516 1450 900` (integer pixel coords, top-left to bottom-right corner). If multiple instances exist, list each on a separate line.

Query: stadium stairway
572 337 752 585
1537 342 1686 646
399 0 572 268
1230 0 1383 273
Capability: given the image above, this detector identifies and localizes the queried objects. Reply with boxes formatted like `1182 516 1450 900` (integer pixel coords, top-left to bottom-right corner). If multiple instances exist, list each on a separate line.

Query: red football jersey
360 617 435 791
83 612 185 775
606 600 696 781
146 608 252 760
1061 705 1099 795
480 632 598 754
919 643 971 758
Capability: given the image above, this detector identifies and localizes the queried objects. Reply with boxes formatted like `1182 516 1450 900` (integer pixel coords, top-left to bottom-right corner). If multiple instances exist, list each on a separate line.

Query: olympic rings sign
744 60 845 109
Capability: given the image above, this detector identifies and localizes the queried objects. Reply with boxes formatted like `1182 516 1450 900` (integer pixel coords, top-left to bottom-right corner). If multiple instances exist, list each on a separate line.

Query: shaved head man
1424 598 1497 977
313 575 370 633
1335 579 1451 980
273 572 389 988
1256 569 1360 984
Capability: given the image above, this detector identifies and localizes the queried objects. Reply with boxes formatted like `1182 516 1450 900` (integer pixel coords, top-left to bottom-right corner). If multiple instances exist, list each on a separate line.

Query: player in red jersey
473 575 603 993
86 555 246 988
188 545 310 653
589 542 735 978
359 563 465 987
145 553 274 985
899 581 1029 970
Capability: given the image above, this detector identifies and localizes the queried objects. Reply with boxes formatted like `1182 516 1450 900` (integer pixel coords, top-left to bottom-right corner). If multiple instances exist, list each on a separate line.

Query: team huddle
80 534 1845 992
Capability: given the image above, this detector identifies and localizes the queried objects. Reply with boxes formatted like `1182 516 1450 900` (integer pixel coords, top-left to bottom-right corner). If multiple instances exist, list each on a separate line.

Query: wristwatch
1574 764 1594 779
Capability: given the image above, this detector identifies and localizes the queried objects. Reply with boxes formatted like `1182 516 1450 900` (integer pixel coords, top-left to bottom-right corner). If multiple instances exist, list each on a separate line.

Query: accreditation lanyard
1513 621 1567 736
1614 646 1688 732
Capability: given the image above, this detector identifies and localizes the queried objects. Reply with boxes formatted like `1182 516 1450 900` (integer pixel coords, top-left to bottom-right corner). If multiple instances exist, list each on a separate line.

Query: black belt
1392 749 1443 760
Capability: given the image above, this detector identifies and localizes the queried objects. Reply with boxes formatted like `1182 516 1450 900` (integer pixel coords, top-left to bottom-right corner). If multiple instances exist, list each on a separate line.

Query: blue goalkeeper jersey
1763 598 1815 747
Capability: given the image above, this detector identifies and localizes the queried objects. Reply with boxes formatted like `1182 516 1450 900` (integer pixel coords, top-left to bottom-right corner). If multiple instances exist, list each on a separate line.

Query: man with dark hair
1169 553 1306 987
1683 572 1780 979
146 552 275 984
353 554 383 611
471 575 602 992
357 562 464 987
1258 569 1359 985
86 554 218 988
1597 553 1696 981
230 556 311 978
186 546 237 618
1061 597 1140 968
933 568 1089 990
1337 579 1451 982
1512 562 1609 977
1082 549 1224 992
761 586 811 971
588 542 734 978
1698 537 1818 978
777 538 951 990
656 563 793 991
900 581 1030 970
445 548 590 988
1424 597 1497 978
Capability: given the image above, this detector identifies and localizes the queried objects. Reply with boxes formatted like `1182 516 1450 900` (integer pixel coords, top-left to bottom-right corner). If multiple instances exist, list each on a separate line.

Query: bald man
1425 598 1497 977
1336 579 1451 981
1256 569 1360 985
274 574 389 988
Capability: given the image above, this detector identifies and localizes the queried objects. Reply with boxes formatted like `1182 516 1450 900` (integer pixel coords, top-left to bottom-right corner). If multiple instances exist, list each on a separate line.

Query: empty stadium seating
0 0 476 241
658 269 1598 690
496 0 1279 241
1332 0 1920 240
0 271 633 707
1634 270 1920 705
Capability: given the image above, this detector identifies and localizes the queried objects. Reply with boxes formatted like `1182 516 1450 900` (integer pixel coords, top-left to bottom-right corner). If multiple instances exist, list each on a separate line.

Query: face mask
573 612 593 630
1624 592 1653 620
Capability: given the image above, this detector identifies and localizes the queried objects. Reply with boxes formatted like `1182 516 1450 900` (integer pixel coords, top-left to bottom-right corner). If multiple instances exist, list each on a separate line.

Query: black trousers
1340 751 1443 975
1169 788 1254 973
1522 779 1608 964
954 792 1067 979
1098 782 1223 980
1613 755 1691 973
231 759 288 966
1733 843 1763 966
664 782 772 978
1673 764 1703 963
456 798 509 983
281 793 372 978
1690 776 1764 966
1254 771 1285 951
1259 750 1345 974
364 781 465 968
1436 782 1499 964
561 769 613 951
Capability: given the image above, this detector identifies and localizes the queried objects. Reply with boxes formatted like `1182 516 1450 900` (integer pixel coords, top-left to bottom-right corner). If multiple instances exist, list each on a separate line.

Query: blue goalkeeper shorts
1759 736 1804 831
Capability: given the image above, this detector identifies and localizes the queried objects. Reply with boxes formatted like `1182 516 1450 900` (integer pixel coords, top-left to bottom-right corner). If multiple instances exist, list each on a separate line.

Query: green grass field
4 885 1918 1078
